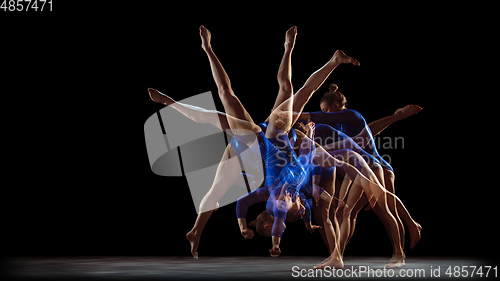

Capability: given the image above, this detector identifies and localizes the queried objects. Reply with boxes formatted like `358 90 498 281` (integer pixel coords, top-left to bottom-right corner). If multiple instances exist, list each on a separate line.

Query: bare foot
394 105 422 121
148 88 174 106
186 231 200 259
410 223 422 249
314 256 331 268
384 255 406 269
284 26 297 50
332 50 360 66
314 256 344 269
199 25 211 51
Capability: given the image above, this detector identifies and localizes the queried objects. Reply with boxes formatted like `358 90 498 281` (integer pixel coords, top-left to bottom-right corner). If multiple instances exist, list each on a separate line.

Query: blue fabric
306 110 393 171
231 122 323 238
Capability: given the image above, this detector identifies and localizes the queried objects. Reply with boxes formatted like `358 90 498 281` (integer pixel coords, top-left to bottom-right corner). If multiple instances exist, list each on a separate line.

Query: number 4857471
1 0 52 11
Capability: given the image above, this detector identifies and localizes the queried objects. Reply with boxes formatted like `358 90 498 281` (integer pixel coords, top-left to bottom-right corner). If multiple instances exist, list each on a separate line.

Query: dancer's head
320 83 347 112
249 211 274 237
250 194 305 237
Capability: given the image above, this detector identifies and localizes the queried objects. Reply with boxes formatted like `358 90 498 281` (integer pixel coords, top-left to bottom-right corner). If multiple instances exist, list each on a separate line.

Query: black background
3 2 496 262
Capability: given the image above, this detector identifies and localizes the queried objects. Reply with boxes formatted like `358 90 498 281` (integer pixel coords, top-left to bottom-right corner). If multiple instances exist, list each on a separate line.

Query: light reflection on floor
5 256 497 280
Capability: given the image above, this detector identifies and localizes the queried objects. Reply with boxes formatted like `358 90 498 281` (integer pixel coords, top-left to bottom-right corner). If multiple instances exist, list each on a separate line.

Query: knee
343 205 353 219
320 208 331 221
384 169 395 182
340 150 359 166
370 162 384 175
278 79 292 92
218 85 233 99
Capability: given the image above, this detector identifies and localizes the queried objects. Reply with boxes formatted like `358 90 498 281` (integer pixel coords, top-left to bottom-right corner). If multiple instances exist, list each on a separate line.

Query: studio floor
5 256 496 280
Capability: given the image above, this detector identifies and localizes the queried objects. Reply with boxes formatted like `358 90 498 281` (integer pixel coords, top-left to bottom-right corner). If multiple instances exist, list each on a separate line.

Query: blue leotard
305 109 393 171
313 123 383 169
231 122 332 237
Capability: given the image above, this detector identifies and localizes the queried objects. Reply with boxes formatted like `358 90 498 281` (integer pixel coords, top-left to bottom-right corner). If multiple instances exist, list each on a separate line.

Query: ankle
393 252 405 260
188 229 199 237
202 45 213 53
328 58 341 67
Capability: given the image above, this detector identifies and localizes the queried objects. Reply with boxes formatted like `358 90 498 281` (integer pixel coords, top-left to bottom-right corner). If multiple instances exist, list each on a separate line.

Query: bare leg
186 144 240 258
339 177 364 256
337 104 422 151
346 194 369 248
384 169 422 249
184 26 294 259
314 174 344 269
148 88 231 131
269 26 296 112
200 26 256 134
185 26 264 257
371 193 405 269
295 130 342 265
291 50 360 126
313 173 339 254
338 174 353 205
266 26 296 139
312 150 406 269
382 169 405 250
368 105 423 137
148 88 264 142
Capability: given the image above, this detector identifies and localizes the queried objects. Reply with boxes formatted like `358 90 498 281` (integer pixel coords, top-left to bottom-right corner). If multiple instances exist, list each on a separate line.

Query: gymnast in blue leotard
297 83 422 269
298 84 392 172
150 25 406 267
231 120 327 239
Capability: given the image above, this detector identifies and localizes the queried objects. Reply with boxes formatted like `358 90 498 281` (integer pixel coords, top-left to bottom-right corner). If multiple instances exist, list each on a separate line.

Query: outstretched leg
269 26 297 112
266 26 297 139
368 105 423 137
184 26 263 259
186 144 241 258
349 105 423 148
148 88 263 139
200 25 257 135
291 50 359 126
148 88 231 131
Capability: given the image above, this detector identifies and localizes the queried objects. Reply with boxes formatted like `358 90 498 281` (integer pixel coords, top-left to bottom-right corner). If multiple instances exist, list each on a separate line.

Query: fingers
309 225 322 233
269 247 281 257
242 229 254 239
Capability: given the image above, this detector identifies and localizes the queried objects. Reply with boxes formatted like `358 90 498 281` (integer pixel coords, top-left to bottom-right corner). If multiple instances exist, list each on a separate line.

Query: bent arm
238 218 248 232
236 188 270 229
